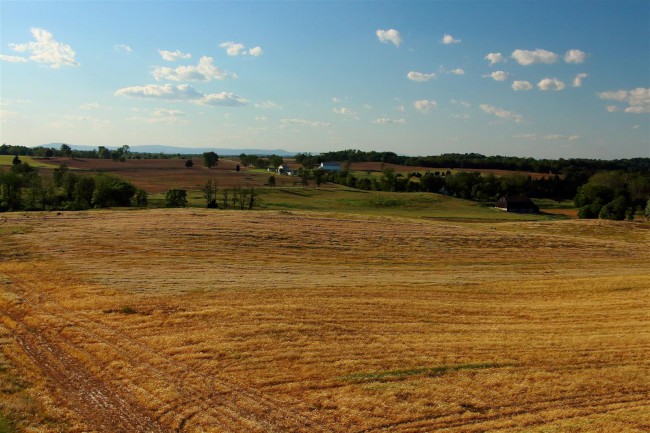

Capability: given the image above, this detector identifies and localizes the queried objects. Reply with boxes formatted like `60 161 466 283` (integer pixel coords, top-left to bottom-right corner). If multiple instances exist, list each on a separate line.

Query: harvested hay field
1 210 649 432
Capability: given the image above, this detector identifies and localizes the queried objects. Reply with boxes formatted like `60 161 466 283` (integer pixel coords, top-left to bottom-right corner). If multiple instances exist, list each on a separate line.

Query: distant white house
277 164 295 175
318 161 341 172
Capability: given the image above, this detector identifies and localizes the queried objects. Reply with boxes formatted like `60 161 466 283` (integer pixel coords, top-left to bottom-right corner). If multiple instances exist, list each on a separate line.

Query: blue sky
1 0 648 158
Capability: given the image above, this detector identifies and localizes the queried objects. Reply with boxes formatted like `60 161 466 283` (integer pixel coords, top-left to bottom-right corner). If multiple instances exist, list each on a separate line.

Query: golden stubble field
1 209 649 432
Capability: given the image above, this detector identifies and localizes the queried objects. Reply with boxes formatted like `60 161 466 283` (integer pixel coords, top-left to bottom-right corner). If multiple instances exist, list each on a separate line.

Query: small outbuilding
318 162 341 172
495 195 539 213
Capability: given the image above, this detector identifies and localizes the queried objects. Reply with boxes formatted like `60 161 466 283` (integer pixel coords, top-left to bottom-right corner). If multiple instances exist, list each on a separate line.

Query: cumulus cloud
248 46 263 56
564 49 588 64
372 117 406 124
219 42 263 56
0 54 28 63
512 80 533 91
479 104 523 123
598 88 650 113
487 71 510 81
606 105 620 112
376 29 402 47
441 34 461 44
407 71 436 82
511 48 558 66
281 118 331 127
485 52 506 65
414 100 437 113
152 56 235 82
537 78 566 91
159 49 191 61
202 93 248 107
114 84 247 106
8 28 79 68
573 73 588 87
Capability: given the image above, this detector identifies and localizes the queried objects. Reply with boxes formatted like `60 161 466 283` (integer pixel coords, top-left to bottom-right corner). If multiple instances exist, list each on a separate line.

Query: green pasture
0 155 60 169
150 185 564 221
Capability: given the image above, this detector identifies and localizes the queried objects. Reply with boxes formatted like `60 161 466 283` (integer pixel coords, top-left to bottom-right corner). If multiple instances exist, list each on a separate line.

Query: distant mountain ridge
41 143 294 156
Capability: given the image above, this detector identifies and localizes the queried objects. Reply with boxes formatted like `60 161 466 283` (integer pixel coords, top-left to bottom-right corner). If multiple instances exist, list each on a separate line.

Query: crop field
1 209 648 432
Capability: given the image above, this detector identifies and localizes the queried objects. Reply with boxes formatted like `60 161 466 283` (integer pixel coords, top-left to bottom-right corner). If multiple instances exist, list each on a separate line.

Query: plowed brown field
1 210 649 432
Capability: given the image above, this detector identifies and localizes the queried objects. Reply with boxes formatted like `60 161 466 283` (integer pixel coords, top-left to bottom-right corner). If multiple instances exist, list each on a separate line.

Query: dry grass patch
0 209 648 432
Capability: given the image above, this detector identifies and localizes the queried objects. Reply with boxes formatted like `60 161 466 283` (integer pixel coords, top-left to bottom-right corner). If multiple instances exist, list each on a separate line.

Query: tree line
316 149 650 175
0 158 146 211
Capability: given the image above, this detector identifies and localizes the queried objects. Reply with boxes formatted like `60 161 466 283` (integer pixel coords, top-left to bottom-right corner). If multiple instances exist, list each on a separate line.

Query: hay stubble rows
1 209 648 432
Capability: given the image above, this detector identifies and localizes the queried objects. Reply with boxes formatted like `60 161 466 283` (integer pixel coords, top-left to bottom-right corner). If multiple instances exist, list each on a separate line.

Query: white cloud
114 84 247 106
333 107 357 115
159 49 191 61
152 56 235 81
572 73 588 87
201 93 248 107
0 54 28 63
9 28 79 68
80 102 101 110
449 68 465 75
487 71 510 81
414 99 437 113
376 29 402 47
479 104 523 123
512 80 533 91
114 44 133 54
153 108 186 118
564 49 588 64
395 105 405 113
441 34 461 45
115 84 205 100
248 46 263 56
255 101 281 109
597 90 628 102
219 41 263 57
545 134 580 142
511 48 559 66
485 52 506 65
537 78 566 91
281 118 331 127
515 133 538 140
407 71 436 82
450 99 471 108
219 41 246 56
603 86 650 112
372 117 406 124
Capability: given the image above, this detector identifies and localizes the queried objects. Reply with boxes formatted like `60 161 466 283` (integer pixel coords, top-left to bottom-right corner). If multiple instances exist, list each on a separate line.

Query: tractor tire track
3 271 329 433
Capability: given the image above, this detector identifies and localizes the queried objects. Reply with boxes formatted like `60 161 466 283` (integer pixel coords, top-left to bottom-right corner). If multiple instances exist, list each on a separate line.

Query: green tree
598 196 628 220
268 175 276 187
202 151 219 168
12 155 21 165
185 159 194 168
60 143 72 158
268 154 283 168
200 178 218 208
92 174 136 208
73 176 96 210
165 189 188 207
0 171 23 210
134 189 148 207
